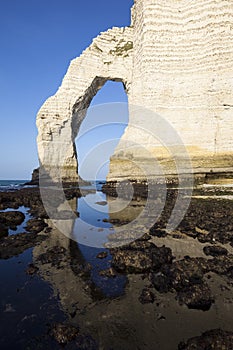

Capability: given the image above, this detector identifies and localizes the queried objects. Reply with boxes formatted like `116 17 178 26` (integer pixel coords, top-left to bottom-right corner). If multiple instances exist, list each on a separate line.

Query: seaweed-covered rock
0 232 46 259
151 245 174 270
149 227 168 238
153 191 233 246
49 323 79 345
0 187 81 219
99 267 117 278
150 257 208 292
26 218 47 233
0 223 8 239
112 249 152 273
181 199 233 245
150 272 172 293
177 283 214 311
74 334 98 350
150 257 214 310
209 254 233 277
96 251 108 259
203 245 228 257
139 288 155 304
36 246 67 267
111 241 173 274
163 257 209 291
0 211 25 230
26 263 39 275
178 329 233 349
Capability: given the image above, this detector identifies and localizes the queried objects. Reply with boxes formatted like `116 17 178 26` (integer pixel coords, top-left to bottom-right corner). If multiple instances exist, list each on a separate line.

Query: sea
0 179 31 191
0 179 107 192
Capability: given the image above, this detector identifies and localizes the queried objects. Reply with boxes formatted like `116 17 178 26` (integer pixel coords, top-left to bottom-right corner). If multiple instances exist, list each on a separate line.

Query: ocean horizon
0 179 29 191
0 179 106 192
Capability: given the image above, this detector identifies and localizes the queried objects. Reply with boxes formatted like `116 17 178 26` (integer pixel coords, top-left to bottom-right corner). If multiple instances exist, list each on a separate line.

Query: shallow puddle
0 206 32 235
0 249 65 349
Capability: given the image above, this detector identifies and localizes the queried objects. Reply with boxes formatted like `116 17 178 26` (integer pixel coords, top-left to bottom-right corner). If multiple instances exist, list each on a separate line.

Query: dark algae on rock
0 210 25 229
0 232 47 259
110 232 233 311
203 245 228 257
111 240 173 274
178 329 233 350
49 323 80 345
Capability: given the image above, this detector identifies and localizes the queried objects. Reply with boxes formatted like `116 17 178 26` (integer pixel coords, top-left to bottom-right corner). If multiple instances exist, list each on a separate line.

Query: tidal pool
0 181 233 349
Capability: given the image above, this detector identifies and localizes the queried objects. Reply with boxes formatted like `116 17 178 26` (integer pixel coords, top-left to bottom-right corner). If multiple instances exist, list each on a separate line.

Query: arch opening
74 80 129 181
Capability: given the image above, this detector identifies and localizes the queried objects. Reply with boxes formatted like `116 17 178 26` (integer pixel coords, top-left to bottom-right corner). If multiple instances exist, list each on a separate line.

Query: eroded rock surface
178 329 233 350
36 0 233 183
49 323 79 345
0 211 25 238
203 245 228 257
0 232 46 259
111 241 173 274
0 211 25 229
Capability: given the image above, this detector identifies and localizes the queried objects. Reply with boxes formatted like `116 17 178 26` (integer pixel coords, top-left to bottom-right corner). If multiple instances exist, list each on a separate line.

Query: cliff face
37 26 133 182
37 0 233 183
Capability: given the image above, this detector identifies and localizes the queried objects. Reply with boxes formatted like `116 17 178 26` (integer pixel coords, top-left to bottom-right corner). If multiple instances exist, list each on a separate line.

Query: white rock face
37 26 133 182
37 0 233 182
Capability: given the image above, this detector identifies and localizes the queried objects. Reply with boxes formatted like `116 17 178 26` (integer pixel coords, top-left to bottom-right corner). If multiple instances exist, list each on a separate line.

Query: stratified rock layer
37 0 233 183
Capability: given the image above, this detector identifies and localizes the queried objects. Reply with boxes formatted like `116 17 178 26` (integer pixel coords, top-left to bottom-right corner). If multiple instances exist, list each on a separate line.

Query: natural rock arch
37 0 233 183
37 26 133 182
72 78 128 180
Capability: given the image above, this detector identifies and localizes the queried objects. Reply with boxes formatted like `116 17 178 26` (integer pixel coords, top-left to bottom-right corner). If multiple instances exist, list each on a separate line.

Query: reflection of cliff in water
33 230 92 316
32 186 233 350
107 196 146 224
32 191 128 318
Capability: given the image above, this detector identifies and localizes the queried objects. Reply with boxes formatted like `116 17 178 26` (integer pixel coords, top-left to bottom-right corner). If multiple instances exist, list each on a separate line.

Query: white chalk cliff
37 0 233 183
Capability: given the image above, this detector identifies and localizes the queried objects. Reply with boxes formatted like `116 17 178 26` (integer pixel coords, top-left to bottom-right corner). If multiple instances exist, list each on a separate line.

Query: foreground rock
150 254 233 311
96 251 108 259
149 188 233 246
203 245 228 257
178 329 233 349
99 267 117 278
0 223 8 239
0 211 25 231
36 246 68 267
139 288 155 304
26 263 39 275
0 188 46 216
49 323 79 345
26 218 47 234
111 233 233 311
49 323 98 349
111 240 173 274
0 232 47 259
150 256 213 310
177 283 214 311
0 187 81 220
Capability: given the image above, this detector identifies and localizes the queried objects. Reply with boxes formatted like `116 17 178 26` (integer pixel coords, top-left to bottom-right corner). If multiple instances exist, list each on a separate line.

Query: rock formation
37 0 233 183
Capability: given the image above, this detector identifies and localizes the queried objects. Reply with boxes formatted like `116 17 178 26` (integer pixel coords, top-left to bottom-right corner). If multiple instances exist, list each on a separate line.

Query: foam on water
0 180 36 191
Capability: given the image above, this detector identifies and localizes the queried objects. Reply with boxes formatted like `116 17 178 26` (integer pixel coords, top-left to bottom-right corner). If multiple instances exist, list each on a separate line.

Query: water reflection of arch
33 229 93 316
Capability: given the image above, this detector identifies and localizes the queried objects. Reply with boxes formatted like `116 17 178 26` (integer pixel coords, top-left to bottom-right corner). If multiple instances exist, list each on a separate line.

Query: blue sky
77 100 129 180
0 0 133 180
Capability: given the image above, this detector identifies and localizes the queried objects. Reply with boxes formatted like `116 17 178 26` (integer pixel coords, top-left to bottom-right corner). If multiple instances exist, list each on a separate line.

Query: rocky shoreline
0 181 233 349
